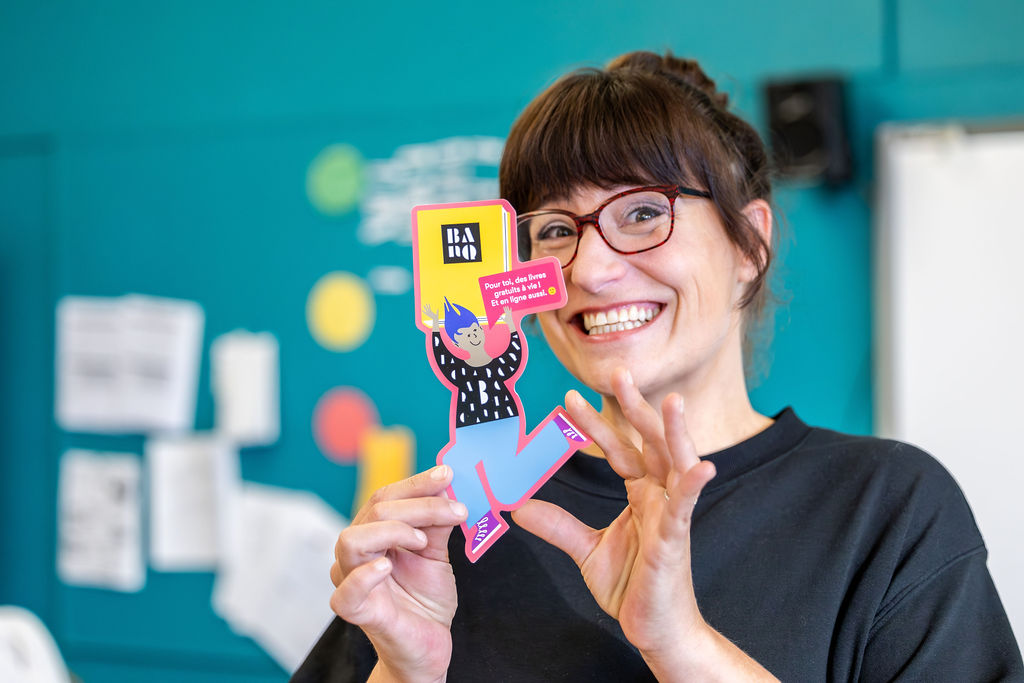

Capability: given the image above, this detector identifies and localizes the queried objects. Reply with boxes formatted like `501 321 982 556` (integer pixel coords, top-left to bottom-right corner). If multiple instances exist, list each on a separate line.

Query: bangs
501 69 711 214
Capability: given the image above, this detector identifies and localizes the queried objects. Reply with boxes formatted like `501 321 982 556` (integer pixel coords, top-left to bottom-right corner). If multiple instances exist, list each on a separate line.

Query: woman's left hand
512 367 720 678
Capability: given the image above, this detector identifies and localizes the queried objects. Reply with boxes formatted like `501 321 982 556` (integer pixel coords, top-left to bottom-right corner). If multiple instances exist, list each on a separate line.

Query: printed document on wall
211 330 280 447
120 295 204 432
147 435 240 571
54 298 124 432
56 295 203 433
57 450 144 592
213 483 347 671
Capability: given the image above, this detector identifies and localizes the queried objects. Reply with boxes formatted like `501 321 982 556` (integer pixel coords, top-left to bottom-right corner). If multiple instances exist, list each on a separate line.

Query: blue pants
443 416 568 527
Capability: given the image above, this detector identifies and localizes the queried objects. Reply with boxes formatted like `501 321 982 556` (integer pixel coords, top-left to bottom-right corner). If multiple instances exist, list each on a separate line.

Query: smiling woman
292 52 1023 682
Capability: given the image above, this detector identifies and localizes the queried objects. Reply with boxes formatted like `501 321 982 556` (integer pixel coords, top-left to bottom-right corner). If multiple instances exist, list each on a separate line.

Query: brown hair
500 51 776 362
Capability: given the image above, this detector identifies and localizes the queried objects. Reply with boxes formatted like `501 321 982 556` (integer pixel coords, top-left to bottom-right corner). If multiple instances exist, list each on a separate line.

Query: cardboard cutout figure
412 200 592 562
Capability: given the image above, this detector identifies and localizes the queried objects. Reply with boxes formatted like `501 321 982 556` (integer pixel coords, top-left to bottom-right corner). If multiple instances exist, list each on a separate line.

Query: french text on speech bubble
479 258 566 326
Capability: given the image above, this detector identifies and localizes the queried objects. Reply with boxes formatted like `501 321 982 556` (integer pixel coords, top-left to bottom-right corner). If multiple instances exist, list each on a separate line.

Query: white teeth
582 304 662 335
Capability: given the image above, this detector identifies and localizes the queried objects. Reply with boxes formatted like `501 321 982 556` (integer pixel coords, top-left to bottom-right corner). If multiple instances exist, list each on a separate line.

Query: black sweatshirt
431 331 522 426
293 409 1024 681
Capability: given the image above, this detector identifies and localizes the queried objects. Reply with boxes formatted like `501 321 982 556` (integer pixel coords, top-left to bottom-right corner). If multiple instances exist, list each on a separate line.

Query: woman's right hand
330 465 468 683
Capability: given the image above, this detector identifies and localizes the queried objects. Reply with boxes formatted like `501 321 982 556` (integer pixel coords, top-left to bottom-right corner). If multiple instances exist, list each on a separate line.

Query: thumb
512 499 598 567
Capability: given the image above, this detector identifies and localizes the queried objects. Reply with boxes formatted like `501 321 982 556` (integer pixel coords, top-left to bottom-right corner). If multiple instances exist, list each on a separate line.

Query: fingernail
431 465 450 481
450 501 468 518
566 389 583 408
622 369 634 386
374 557 391 572
414 529 427 544
675 394 685 413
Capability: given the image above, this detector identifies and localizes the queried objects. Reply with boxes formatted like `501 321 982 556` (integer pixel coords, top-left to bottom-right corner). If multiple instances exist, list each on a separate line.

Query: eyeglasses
517 185 712 268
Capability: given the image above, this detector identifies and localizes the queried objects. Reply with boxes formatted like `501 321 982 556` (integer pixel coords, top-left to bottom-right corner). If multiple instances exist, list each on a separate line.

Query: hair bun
606 51 729 110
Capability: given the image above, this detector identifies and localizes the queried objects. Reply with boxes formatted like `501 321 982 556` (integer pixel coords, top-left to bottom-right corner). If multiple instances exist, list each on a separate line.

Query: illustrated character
423 299 586 558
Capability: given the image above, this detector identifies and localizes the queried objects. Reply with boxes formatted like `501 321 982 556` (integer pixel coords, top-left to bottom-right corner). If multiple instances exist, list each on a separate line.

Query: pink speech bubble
479 258 566 327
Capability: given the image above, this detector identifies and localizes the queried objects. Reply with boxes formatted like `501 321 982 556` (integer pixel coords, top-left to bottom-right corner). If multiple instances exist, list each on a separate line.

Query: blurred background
2 1 1023 681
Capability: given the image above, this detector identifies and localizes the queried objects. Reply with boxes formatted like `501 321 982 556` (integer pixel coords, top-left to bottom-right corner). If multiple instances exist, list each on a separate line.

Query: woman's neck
600 390 771 458
597 335 772 457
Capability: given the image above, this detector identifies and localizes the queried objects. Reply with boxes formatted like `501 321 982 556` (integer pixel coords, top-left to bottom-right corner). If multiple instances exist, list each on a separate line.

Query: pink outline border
411 200 589 563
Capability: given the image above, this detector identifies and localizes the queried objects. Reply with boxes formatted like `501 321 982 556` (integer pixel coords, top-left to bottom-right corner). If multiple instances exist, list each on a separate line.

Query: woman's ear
738 199 773 283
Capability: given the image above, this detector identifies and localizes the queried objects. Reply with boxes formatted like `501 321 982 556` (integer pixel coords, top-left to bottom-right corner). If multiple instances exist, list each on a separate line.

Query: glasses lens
518 212 579 266
600 191 673 251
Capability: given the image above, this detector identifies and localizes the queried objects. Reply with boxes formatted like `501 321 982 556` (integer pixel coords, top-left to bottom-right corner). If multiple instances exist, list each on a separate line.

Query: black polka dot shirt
432 331 522 426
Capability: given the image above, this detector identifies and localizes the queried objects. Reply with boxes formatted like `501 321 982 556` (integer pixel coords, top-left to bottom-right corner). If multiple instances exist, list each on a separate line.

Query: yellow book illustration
412 200 511 332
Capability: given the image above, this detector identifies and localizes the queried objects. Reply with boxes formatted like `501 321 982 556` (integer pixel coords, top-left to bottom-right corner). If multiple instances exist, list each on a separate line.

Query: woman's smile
573 302 664 337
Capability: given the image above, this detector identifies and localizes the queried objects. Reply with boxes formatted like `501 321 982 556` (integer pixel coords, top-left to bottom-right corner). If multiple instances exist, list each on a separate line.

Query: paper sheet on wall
57 450 144 592
147 435 240 571
212 483 347 672
54 298 123 431
120 295 204 432
211 330 280 447
55 295 204 434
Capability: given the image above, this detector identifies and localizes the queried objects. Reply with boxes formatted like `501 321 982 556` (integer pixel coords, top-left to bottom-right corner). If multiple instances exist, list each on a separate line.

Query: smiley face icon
548 286 556 295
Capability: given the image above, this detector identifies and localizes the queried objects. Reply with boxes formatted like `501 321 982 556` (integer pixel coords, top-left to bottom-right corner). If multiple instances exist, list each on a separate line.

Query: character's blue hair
443 298 479 344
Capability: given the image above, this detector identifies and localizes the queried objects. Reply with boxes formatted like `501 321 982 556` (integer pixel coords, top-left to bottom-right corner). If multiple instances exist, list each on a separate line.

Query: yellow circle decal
307 143 365 216
548 286 556 295
307 272 376 351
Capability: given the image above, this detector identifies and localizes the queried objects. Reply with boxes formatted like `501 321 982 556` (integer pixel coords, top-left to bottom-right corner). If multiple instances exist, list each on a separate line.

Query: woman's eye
624 204 665 224
536 222 576 241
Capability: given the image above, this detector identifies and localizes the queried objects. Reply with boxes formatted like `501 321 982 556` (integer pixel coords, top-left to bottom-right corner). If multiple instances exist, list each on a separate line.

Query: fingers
604 368 702 485
661 393 701 472
361 496 468 529
338 498 467 568
565 390 644 480
511 499 598 568
337 465 468 572
329 556 394 629
565 375 678 485
611 369 665 444
610 369 674 481
659 460 716 541
669 460 717 509
334 520 428 573
340 475 469 572
354 465 455 523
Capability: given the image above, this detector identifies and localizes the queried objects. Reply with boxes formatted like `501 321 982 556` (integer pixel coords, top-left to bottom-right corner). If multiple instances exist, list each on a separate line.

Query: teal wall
2 1 1024 681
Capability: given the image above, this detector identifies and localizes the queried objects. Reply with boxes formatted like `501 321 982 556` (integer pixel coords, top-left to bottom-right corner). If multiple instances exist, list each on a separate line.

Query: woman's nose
568 224 627 293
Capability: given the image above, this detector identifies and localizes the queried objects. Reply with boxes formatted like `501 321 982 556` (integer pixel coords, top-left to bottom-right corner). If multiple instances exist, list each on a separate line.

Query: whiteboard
874 123 1024 640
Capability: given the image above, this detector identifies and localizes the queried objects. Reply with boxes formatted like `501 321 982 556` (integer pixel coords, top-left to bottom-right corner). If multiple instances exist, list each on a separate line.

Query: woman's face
535 185 759 399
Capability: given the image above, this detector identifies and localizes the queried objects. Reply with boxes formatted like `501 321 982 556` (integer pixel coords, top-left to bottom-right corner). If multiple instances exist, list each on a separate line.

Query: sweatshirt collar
552 408 810 499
